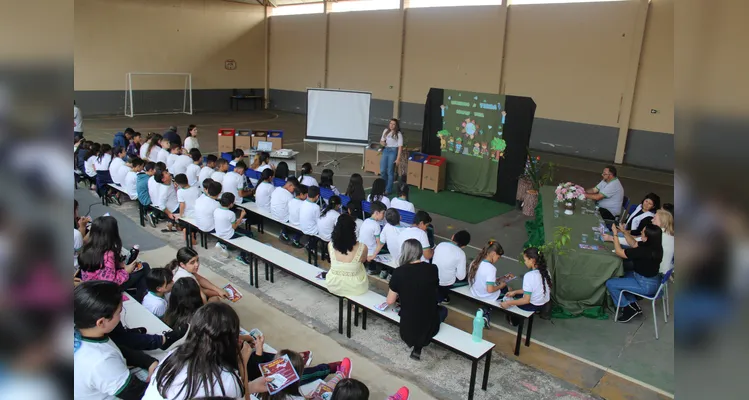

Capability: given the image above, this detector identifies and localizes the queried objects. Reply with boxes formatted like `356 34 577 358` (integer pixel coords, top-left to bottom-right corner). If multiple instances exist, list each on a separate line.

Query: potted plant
555 182 586 215
520 152 556 216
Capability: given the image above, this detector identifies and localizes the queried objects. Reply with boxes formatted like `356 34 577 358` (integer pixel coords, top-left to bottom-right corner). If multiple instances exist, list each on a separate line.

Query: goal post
124 72 193 117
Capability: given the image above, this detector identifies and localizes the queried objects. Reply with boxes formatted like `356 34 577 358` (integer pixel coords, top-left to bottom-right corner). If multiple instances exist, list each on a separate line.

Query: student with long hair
318 168 339 195
299 162 317 188
146 134 166 164
379 118 403 194
467 240 507 328
78 216 150 301
183 125 199 152
255 168 275 212
274 161 290 181
144 302 271 400
165 247 230 303
109 145 129 186
386 239 445 361
94 144 118 202
345 173 366 205
368 178 390 209
345 201 363 238
326 215 369 297
318 195 342 243
500 248 552 325
163 278 204 330
140 132 156 160
390 182 415 214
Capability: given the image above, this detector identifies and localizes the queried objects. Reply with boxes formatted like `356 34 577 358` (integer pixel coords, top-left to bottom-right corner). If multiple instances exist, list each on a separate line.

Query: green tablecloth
538 186 623 316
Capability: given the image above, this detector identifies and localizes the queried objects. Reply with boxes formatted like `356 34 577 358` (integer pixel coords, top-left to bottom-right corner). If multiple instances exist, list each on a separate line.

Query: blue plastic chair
399 210 416 226
339 195 350 207
273 178 286 187
221 152 233 162
319 187 335 201
361 201 371 216
614 268 673 339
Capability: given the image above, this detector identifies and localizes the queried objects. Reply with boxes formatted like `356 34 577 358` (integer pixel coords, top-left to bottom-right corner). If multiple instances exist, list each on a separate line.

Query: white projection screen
305 89 371 144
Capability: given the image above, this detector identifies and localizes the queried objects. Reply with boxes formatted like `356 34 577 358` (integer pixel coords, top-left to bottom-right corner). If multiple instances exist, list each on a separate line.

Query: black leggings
121 262 150 302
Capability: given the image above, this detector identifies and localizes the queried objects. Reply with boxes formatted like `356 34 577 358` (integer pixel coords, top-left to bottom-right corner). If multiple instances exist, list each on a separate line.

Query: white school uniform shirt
354 218 363 239
185 163 201 187
173 266 197 283
288 198 303 226
194 195 220 232
142 357 243 400
470 260 500 302
317 209 340 242
166 153 179 171
396 227 431 262
222 171 246 205
359 218 381 257
390 197 415 214
177 186 201 218
73 337 130 400
255 181 275 212
523 269 550 306
139 144 150 160
251 164 271 186
299 199 321 235
213 207 236 240
433 242 467 286
183 136 199 152
147 176 159 204
300 175 318 188
210 170 226 184
379 223 403 262
124 170 138 200
85 155 97 177
92 154 112 172
156 148 169 164
170 154 193 176
198 166 214 187
155 182 179 212
368 195 391 209
381 129 403 148
109 157 127 185
271 186 294 222
142 292 168 318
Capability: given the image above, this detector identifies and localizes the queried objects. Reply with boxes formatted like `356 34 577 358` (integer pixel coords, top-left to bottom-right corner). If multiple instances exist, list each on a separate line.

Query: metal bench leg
482 351 491 390
362 309 367 330
249 254 254 287
338 297 343 334
514 318 525 356
354 304 359 327
346 300 352 338
185 226 192 248
139 204 145 226
270 264 274 283
468 359 478 400
265 261 269 281
254 258 259 288
525 315 533 347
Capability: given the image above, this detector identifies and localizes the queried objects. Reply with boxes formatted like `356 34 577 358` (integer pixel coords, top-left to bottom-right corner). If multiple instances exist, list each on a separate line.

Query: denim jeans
606 271 660 307
380 147 398 194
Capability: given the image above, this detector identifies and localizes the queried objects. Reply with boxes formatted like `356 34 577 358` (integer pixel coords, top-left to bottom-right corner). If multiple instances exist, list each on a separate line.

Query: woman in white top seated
606 208 674 274
621 193 660 236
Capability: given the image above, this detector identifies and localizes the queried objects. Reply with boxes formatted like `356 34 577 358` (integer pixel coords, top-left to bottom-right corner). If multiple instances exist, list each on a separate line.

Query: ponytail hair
321 195 341 217
146 133 163 157
300 162 313 179
468 241 504 285
165 247 198 272
97 144 112 162
523 247 552 295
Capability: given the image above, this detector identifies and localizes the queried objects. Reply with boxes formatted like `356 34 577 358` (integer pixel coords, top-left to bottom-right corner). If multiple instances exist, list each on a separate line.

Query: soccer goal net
124 72 193 117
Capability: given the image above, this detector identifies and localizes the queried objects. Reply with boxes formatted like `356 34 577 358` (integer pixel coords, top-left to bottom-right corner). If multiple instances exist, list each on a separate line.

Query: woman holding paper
379 118 403 195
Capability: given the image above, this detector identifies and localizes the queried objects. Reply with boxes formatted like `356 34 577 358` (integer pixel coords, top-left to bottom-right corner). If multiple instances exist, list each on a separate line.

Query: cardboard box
267 130 284 151
251 130 268 149
217 128 236 153
422 155 446 193
235 129 253 151
364 145 382 175
407 152 427 189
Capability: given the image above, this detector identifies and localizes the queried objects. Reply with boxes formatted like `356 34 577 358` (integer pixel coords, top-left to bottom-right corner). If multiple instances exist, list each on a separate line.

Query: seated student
390 181 415 214
345 174 366 206
163 278 204 330
359 201 385 269
175 173 200 219
376 208 404 261
124 157 144 201
93 144 117 202
326 215 369 297
299 162 318 188
214 193 253 257
274 161 290 181
210 158 229 184
255 168 276 212
78 216 150 301
184 148 202 187
109 146 128 186
299 185 322 244
286 183 307 246
149 137 169 164
606 223 663 322
250 151 273 186
153 168 180 232
328 379 409 400
368 178 391 209
141 133 158 161
433 230 471 304
198 154 217 187
137 161 156 209
271 180 295 222
395 211 433 261
317 195 342 243
194 180 222 233
147 162 167 218
386 239 446 361
229 148 244 167
74 281 157 400
166 142 181 171
143 268 175 318
500 247 552 325
126 131 142 161
620 192 660 236
346 201 364 238
166 247 230 303
319 168 340 196
85 142 100 189
113 127 134 148
143 302 270 400
222 160 253 205
468 240 508 328
170 145 193 176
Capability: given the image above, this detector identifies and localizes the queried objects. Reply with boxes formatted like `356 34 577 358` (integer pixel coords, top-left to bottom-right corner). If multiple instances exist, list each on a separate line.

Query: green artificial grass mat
406 187 515 224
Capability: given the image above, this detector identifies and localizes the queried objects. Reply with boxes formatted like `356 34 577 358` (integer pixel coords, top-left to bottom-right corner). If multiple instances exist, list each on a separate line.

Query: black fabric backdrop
421 88 536 205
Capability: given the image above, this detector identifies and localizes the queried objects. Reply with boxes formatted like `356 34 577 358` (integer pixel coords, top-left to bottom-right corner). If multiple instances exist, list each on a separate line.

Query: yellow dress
325 242 369 297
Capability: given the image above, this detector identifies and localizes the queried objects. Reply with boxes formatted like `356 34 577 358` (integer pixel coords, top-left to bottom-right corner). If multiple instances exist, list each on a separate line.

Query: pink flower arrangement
555 182 585 202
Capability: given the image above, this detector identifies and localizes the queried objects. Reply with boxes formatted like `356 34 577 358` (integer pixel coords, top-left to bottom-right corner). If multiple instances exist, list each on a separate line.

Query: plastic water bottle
126 244 140 265
472 309 484 342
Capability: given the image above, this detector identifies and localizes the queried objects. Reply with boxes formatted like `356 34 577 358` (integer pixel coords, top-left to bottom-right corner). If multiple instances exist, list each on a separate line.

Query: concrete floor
82 110 675 396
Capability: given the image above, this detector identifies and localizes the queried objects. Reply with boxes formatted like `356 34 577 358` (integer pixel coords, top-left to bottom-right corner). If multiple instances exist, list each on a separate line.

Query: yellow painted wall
74 0 265 90
269 13 327 91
